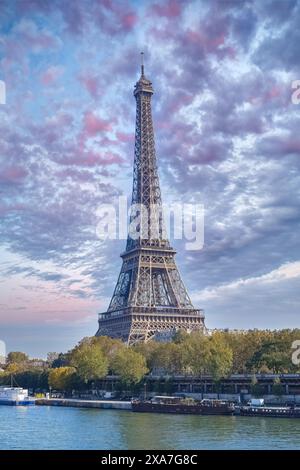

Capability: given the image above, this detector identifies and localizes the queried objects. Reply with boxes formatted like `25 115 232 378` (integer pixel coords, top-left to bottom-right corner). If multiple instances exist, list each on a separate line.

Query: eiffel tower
96 55 206 344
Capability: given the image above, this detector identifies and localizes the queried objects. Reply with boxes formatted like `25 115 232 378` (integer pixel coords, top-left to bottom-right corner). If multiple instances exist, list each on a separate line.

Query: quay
36 398 132 410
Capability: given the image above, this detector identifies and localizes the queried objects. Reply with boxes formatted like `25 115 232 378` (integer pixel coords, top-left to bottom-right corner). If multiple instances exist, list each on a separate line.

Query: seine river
0 406 300 450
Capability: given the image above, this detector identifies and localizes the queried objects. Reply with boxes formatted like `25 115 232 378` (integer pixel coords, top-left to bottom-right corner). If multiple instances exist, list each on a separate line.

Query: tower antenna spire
141 51 144 76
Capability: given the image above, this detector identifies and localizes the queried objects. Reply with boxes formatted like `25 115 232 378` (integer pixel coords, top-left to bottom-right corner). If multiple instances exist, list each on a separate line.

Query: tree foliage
6 351 29 365
48 367 76 391
70 338 108 383
3 328 299 391
208 333 233 380
111 347 148 385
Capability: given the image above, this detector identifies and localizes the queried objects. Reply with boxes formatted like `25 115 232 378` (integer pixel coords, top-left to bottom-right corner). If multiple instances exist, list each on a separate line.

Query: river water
0 406 299 449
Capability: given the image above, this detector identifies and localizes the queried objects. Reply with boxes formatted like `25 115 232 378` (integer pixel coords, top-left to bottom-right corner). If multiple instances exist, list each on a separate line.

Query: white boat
0 387 35 406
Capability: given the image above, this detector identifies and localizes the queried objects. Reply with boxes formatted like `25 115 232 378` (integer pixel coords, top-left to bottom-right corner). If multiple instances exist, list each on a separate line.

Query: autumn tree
70 338 108 383
90 336 124 366
111 348 148 386
134 340 162 372
207 333 233 381
184 332 211 376
6 351 29 365
48 367 76 391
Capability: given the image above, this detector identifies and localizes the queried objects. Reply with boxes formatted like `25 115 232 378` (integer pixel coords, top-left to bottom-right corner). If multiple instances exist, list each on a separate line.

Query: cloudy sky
0 0 299 357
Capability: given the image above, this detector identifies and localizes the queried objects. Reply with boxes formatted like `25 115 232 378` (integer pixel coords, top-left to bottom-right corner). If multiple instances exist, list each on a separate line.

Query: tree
150 342 188 374
47 352 59 366
6 352 28 365
185 332 211 376
173 330 190 344
249 339 291 374
12 369 49 391
111 348 148 386
51 352 70 368
134 340 161 372
5 362 25 375
207 333 233 381
91 336 124 357
222 330 268 373
70 340 108 383
48 367 76 391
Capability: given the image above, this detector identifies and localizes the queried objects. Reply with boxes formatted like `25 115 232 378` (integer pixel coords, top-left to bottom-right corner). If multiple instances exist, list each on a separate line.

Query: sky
0 0 300 358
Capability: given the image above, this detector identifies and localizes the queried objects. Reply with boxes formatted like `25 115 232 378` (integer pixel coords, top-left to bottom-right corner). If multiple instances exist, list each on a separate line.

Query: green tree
151 342 188 374
208 333 233 381
48 367 76 391
5 362 26 375
6 351 28 365
222 330 268 374
249 340 291 374
185 332 211 376
91 336 124 357
70 339 108 383
13 369 49 391
134 340 161 372
111 348 148 386
51 352 70 368
173 330 190 344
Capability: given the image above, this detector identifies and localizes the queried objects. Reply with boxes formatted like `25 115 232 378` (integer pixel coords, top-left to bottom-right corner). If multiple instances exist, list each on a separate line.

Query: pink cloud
59 2 85 35
58 150 123 167
120 12 137 30
79 75 101 98
41 65 64 85
258 136 300 159
116 131 134 143
13 19 60 52
265 85 282 101
148 26 176 42
2 293 99 324
150 0 182 18
93 0 138 34
279 139 300 154
84 112 113 136
0 203 26 216
0 167 28 184
164 92 194 114
184 29 226 53
55 167 109 182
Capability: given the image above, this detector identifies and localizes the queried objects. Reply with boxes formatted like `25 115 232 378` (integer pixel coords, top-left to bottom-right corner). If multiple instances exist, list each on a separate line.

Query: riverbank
36 398 132 410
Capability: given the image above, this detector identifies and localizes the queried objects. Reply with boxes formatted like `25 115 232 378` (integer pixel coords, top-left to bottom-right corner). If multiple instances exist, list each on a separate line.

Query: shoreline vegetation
0 329 299 395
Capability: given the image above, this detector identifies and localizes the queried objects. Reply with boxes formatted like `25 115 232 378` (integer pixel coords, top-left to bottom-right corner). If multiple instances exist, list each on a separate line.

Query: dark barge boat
132 396 235 415
240 405 300 418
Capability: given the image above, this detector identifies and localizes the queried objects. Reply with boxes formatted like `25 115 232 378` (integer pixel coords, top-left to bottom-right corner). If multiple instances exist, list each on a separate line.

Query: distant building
29 359 48 368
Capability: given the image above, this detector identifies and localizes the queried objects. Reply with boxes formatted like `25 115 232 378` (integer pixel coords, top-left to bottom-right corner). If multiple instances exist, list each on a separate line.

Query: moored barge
132 396 235 415
240 405 300 418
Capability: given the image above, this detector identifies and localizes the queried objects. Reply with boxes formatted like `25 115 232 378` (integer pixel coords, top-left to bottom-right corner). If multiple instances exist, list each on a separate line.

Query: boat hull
240 406 300 418
0 399 35 406
132 402 234 415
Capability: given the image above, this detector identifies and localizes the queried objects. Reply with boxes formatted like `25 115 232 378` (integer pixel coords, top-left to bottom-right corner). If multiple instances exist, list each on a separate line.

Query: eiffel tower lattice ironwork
96 56 206 344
